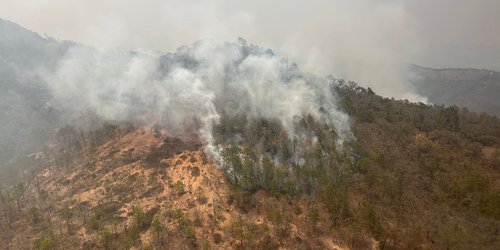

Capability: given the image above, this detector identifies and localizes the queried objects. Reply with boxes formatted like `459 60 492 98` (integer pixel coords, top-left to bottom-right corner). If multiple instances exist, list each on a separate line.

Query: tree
151 213 165 246
97 228 112 249
441 106 459 131
32 232 56 250
12 182 25 212
27 207 43 226
232 216 248 248
322 181 350 225
239 157 256 191
262 156 275 190
308 207 320 232
222 145 242 183
60 205 74 235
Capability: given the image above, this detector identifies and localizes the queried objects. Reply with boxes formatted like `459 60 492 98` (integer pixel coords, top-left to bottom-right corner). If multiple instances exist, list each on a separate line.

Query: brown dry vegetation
0 126 348 249
1 82 499 250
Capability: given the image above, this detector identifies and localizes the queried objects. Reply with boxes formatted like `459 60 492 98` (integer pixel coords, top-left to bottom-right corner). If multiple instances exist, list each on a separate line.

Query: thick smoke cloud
43 40 351 161
0 0 430 101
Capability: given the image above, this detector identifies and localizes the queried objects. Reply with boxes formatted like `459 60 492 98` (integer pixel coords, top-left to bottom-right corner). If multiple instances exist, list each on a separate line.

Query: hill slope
1 82 499 249
1 125 347 249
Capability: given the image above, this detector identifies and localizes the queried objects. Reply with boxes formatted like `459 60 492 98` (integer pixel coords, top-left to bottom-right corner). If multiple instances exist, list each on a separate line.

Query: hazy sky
1 0 499 99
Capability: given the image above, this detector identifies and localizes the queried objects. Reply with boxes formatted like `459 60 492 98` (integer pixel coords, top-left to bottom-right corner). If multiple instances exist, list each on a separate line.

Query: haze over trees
409 64 500 117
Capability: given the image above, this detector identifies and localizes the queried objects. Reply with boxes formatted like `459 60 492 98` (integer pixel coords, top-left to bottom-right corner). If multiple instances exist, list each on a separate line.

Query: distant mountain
0 18 75 164
408 64 500 117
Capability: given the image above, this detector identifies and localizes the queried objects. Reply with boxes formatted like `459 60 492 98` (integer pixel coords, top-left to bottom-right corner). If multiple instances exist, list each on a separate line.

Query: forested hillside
1 81 499 249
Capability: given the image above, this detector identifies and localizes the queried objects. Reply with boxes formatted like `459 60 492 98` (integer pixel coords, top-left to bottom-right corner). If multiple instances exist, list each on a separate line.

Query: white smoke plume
42 39 351 161
1 0 430 102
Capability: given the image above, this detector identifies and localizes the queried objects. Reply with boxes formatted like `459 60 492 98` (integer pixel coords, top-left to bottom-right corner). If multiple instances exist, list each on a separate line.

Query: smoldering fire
43 39 352 161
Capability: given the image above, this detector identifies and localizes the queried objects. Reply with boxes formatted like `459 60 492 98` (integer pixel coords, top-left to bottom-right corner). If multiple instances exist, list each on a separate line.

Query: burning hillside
43 38 351 160
0 20 499 250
